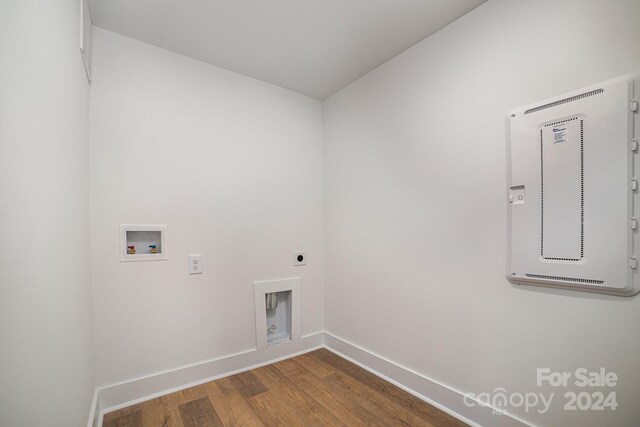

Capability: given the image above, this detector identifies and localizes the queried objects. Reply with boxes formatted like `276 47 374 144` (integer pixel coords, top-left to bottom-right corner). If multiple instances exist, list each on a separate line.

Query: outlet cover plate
189 254 203 274
293 251 306 266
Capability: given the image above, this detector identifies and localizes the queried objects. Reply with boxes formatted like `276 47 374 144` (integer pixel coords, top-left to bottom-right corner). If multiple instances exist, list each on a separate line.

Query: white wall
89 28 324 386
323 0 640 425
0 1 94 426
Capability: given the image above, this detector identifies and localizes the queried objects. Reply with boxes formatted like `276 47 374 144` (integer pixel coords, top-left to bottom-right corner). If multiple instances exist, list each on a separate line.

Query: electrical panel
507 74 639 296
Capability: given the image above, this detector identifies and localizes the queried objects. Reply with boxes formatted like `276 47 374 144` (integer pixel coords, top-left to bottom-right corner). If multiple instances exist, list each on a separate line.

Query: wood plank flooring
103 348 468 427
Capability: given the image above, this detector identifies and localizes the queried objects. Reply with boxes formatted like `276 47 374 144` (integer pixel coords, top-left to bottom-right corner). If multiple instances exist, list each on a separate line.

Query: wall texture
89 28 324 386
323 0 640 425
0 1 94 426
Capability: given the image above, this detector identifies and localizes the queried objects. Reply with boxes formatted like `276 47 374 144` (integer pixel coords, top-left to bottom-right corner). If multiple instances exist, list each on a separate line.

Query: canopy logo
464 368 618 416
463 388 552 415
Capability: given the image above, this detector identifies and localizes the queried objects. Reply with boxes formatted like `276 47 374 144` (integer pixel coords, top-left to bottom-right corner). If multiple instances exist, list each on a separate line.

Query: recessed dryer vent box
120 224 167 262
507 74 639 296
254 278 301 349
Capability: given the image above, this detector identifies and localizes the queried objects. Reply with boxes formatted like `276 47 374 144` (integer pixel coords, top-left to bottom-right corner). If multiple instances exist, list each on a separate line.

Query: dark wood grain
103 349 469 427
205 377 265 426
226 370 268 399
249 364 344 426
179 397 223 427
314 348 467 427
103 408 143 427
273 358 370 426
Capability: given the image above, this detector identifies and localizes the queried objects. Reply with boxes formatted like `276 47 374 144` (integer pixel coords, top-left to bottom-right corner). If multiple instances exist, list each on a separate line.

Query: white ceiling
88 0 486 100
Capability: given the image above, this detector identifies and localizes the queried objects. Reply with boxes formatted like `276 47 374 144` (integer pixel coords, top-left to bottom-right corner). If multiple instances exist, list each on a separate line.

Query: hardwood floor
103 348 467 427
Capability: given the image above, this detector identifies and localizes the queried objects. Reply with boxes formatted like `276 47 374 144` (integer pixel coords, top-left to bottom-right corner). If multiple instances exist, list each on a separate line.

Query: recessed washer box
507 74 639 296
120 224 167 262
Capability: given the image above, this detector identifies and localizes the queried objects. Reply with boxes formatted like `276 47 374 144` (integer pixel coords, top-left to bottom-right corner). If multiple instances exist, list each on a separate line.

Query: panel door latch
632 99 639 113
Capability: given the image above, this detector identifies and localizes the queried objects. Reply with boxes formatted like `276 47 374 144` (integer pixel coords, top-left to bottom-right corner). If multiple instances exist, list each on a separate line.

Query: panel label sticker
552 124 567 144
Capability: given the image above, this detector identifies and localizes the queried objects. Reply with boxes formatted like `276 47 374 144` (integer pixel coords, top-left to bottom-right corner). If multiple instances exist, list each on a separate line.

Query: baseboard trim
323 332 531 427
93 332 324 427
86 387 100 427
91 330 531 427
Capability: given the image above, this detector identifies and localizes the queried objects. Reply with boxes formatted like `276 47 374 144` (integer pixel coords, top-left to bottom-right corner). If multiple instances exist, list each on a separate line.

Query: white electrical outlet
293 251 306 266
189 254 203 274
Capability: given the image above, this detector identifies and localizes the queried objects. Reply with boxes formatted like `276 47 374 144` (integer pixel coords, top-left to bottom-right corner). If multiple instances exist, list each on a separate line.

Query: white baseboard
92 332 324 427
86 387 100 427
323 332 531 427
89 331 530 427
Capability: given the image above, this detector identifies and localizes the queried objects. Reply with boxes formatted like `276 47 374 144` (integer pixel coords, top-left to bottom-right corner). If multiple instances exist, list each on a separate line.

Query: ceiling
88 0 486 100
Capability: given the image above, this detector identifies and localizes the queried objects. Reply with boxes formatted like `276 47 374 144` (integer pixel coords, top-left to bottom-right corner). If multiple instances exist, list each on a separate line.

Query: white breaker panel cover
507 74 640 296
